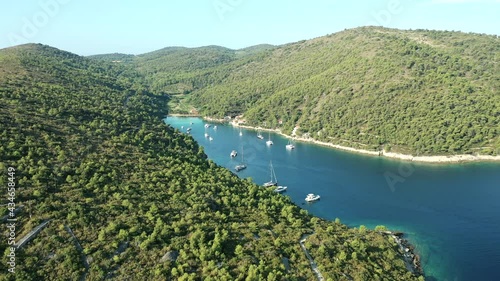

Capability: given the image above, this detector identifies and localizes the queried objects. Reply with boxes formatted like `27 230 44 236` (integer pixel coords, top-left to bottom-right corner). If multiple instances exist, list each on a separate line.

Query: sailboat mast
269 161 272 181
273 165 277 182
269 161 277 182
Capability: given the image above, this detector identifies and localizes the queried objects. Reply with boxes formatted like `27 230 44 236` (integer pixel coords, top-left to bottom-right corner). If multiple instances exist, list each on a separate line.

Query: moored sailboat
234 146 246 172
263 161 278 187
257 129 264 139
266 131 273 146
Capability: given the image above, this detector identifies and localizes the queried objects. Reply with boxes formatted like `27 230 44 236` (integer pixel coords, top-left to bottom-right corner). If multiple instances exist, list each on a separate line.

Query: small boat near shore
286 139 295 150
266 131 273 146
274 186 287 193
257 129 264 139
235 164 246 172
305 193 320 202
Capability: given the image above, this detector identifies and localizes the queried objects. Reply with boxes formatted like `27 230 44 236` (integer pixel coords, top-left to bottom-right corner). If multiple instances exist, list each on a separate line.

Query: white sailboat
286 139 295 150
234 146 246 172
257 129 264 140
263 161 278 187
266 131 273 146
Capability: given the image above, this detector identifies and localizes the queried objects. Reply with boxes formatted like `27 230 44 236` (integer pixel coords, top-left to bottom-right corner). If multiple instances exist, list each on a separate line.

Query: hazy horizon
2 0 499 56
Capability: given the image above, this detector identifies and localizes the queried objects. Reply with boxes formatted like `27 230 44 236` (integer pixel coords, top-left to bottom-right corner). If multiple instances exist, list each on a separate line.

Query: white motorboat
230 150 237 158
305 193 320 202
274 186 287 193
234 164 246 172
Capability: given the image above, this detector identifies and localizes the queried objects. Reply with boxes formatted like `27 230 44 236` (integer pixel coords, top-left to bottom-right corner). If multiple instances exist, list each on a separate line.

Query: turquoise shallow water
166 117 500 281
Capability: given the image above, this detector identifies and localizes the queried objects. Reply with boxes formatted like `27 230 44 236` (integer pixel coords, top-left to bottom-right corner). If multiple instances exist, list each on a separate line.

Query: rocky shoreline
381 231 424 277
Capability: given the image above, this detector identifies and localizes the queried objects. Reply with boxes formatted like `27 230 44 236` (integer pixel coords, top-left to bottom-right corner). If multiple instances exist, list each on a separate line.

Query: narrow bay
167 116 500 281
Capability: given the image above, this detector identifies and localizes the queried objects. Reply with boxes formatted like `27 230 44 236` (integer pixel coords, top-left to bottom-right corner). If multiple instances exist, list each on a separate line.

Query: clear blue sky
1 0 499 55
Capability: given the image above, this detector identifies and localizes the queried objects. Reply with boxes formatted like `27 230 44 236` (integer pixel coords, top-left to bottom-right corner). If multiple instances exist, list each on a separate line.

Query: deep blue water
166 117 500 281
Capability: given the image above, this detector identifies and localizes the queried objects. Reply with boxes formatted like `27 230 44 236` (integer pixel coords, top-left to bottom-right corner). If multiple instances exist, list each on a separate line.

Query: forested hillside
134 45 275 94
88 44 276 115
115 27 499 156
0 44 420 280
